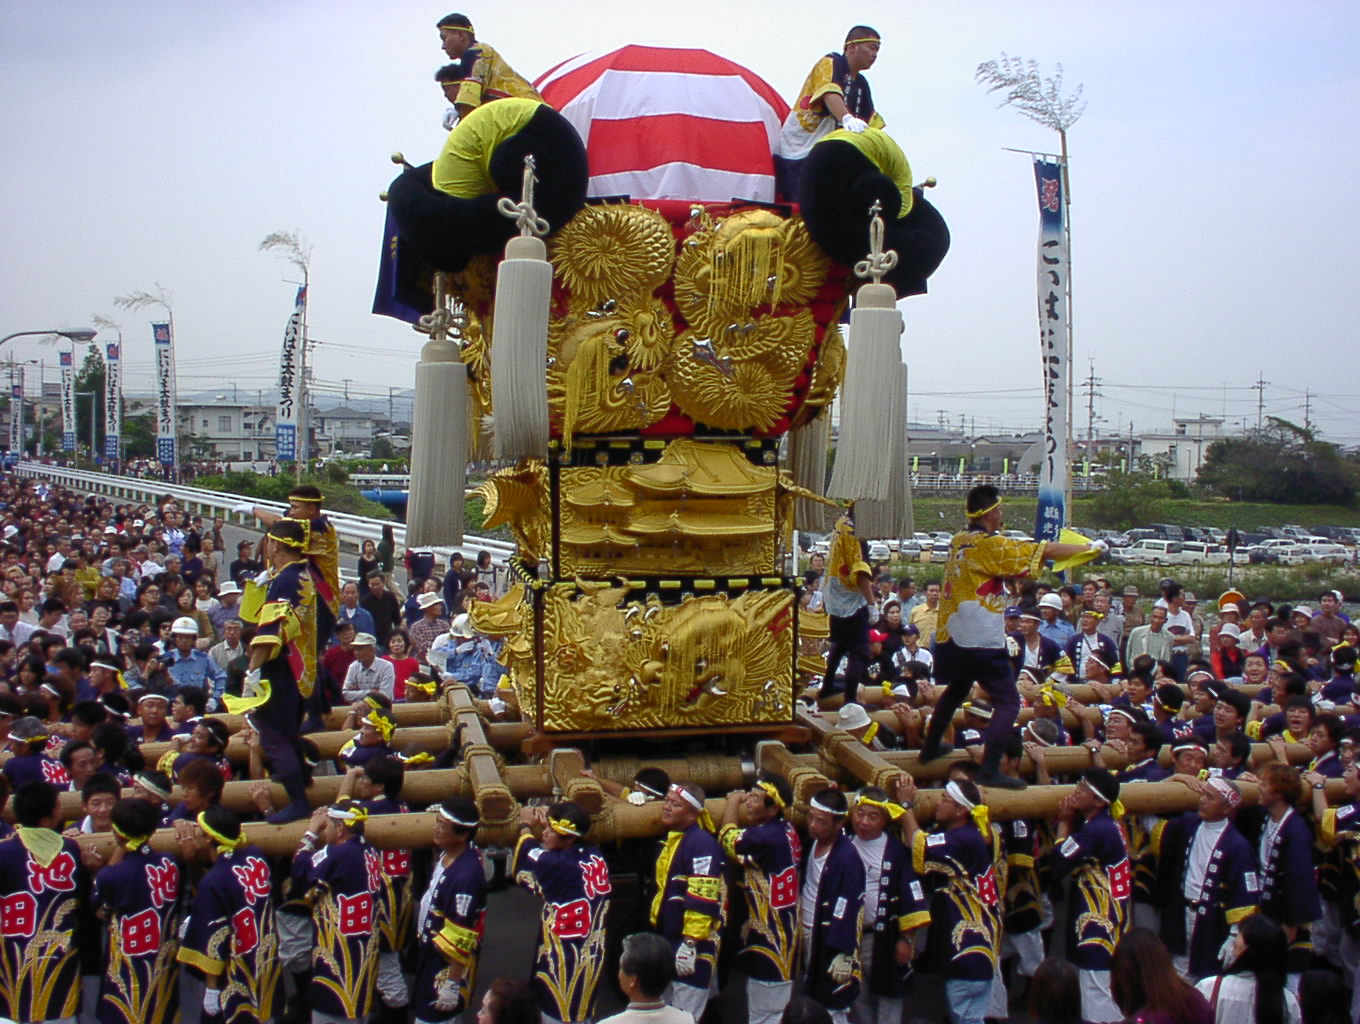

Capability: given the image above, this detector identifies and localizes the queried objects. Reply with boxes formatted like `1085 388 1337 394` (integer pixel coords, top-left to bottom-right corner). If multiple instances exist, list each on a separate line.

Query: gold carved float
454 199 851 734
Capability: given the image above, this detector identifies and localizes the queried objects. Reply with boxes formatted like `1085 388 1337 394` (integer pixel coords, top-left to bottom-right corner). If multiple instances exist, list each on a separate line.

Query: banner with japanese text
152 322 177 466
8 383 21 454
59 351 75 452
1033 158 1069 544
275 285 305 461
104 341 122 462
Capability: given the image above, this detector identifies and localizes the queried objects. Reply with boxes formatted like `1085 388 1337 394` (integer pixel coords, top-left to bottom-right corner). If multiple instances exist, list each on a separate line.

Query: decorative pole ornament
497 155 550 238
853 200 899 284
407 272 468 546
827 201 907 505
490 154 552 460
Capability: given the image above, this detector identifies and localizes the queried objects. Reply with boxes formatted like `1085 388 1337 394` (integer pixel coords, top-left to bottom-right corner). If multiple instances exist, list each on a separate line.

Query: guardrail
11 463 518 567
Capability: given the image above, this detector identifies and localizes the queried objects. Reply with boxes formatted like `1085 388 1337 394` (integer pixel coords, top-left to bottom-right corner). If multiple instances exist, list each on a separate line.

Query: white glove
829 952 855 984
488 697 508 716
433 979 461 1012
1088 538 1110 555
243 669 261 698
442 107 460 131
232 501 254 514
1006 635 1020 658
253 569 271 586
840 114 868 133
203 988 222 1015
675 940 697 977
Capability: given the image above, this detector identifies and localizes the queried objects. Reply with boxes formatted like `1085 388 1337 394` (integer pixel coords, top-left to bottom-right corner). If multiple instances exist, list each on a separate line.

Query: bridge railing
11 463 518 567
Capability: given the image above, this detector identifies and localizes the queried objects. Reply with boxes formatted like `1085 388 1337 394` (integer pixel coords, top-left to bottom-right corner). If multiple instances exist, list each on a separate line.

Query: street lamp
1 329 97 459
0 327 97 348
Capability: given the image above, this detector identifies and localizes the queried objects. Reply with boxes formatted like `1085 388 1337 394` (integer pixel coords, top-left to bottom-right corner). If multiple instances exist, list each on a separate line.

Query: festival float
71 45 1307 862
374 44 948 747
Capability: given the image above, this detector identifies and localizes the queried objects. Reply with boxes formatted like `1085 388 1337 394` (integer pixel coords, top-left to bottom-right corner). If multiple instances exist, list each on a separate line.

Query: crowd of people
1 458 1359 1024
0 23 1355 1021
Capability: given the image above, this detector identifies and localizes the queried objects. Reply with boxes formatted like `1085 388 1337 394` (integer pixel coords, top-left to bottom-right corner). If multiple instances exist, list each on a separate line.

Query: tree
1086 456 1177 528
121 412 157 458
73 345 105 462
1197 418 1357 506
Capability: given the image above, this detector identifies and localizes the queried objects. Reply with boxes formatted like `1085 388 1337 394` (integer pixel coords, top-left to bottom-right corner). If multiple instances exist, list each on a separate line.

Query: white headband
669 784 704 812
134 774 173 801
945 780 975 810
438 805 479 828
809 793 845 816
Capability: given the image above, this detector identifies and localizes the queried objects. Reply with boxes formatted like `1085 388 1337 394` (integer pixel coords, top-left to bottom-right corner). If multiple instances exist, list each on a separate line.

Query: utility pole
1082 359 1102 447
1303 390 1312 434
1252 373 1269 431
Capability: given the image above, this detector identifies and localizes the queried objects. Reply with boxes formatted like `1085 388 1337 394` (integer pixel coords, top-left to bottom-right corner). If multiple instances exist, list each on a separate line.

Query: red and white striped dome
534 45 790 204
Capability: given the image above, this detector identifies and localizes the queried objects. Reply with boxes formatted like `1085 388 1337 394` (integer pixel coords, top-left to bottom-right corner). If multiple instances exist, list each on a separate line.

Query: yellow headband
548 816 581 837
400 751 435 767
111 822 149 852
756 781 786 811
440 22 474 35
363 694 385 710
197 812 245 852
845 36 880 45
267 531 306 549
328 803 369 824
363 711 396 742
855 795 904 820
1037 685 1068 708
406 679 438 695
967 498 1002 518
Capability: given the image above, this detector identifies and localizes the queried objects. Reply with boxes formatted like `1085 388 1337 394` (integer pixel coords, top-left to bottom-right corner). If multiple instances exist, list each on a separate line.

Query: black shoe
917 741 954 764
977 771 1027 790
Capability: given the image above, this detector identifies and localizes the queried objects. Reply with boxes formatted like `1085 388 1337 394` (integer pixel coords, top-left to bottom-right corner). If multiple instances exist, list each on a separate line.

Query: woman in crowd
382 630 420 696
1194 914 1298 1024
1111 928 1214 1024
358 538 381 582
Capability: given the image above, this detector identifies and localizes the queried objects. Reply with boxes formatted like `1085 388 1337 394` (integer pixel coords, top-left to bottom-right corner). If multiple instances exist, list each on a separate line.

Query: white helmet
1038 593 1064 611
171 616 200 635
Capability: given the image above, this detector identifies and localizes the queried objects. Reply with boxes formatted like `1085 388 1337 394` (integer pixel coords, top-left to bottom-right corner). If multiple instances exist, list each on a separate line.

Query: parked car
1252 539 1308 566
1114 539 1185 566
1147 523 1188 541
1302 541 1350 565
867 541 891 562
1179 541 1230 566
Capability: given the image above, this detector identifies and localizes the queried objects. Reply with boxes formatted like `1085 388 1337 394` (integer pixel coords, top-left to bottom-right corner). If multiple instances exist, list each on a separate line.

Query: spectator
1110 928 1214 1024
1194 913 1298 1024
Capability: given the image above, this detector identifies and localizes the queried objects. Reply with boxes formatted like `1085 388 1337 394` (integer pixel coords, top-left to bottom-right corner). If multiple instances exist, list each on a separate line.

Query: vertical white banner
1033 158 1069 544
152 322 177 466
104 341 122 463
59 350 75 452
275 285 305 461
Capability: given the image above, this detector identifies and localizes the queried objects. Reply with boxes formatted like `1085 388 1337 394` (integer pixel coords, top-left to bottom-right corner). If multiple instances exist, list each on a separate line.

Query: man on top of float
776 26 886 197
436 12 543 125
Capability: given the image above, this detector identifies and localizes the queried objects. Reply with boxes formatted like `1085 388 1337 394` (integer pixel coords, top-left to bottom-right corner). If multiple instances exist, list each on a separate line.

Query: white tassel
895 363 915 538
490 234 551 460
407 340 467 547
790 412 832 533
827 282 903 502
852 359 907 539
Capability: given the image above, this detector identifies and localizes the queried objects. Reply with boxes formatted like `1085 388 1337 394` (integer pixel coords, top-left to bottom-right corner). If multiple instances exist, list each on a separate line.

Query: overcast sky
3 2 1357 442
